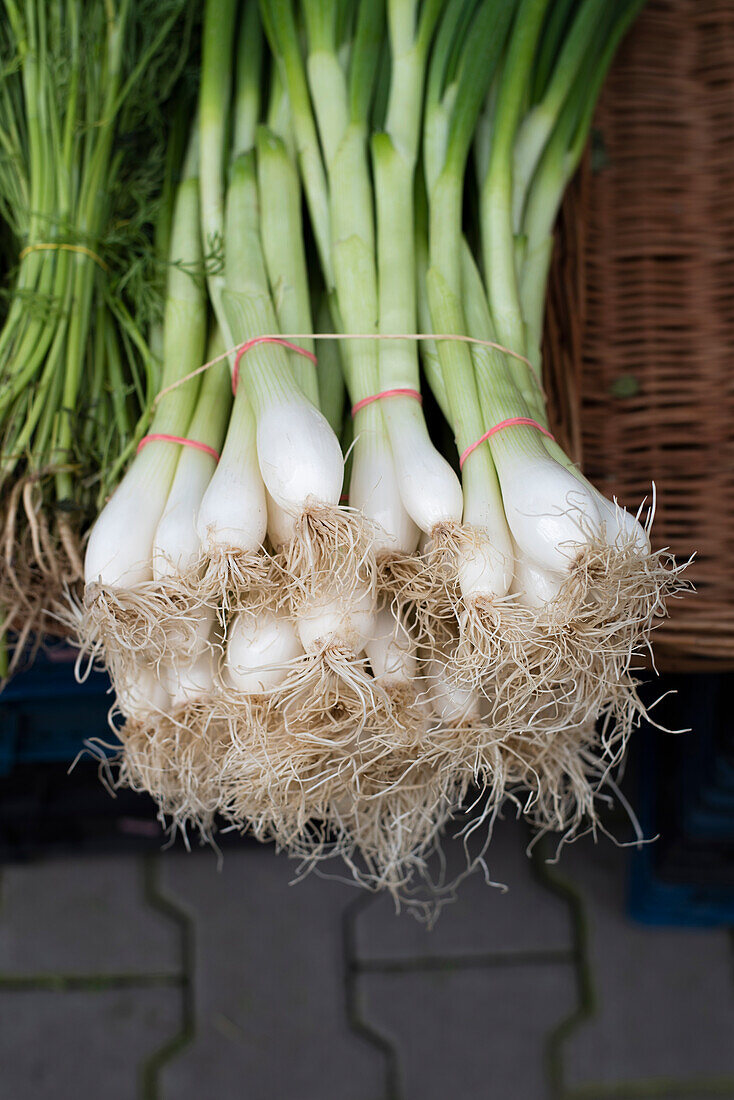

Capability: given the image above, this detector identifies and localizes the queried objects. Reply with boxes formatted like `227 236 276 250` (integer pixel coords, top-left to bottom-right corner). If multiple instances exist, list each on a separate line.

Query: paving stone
159 845 387 1100
559 837 734 1091
567 1092 734 1100
0 856 179 976
0 986 179 1100
355 816 571 961
359 962 575 1100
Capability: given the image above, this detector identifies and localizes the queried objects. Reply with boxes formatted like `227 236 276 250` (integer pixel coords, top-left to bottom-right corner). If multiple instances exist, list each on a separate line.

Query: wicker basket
545 0 734 669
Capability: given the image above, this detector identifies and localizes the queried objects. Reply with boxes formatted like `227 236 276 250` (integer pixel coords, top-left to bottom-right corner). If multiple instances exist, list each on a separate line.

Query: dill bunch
0 0 197 671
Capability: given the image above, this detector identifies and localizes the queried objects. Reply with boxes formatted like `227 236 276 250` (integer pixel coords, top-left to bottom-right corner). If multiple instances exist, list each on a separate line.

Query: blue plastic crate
0 646 116 777
629 848 734 927
628 674 734 927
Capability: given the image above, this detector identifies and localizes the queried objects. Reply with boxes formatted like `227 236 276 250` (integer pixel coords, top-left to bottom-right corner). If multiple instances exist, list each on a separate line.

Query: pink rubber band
351 387 422 417
137 433 220 463
459 418 555 469
232 336 318 395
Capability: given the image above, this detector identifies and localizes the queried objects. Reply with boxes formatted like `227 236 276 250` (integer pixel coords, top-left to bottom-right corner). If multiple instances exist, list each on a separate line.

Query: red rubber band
351 387 422 417
137 433 220 463
459 418 555 469
232 337 318 395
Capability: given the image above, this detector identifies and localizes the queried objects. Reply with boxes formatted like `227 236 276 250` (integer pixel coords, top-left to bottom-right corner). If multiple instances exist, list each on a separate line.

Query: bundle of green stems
0 0 193 673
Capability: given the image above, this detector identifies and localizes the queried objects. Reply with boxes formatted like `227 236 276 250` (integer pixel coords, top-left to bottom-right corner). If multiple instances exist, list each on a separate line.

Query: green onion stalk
183 4 370 856
417 0 527 751
256 0 468 890
0 0 193 676
191 0 270 608
81 147 234 842
114 338 235 846
361 0 475 884
243 3 394 787
200 1 374 623
194 3 390 876
80 139 212 672
425 0 683 841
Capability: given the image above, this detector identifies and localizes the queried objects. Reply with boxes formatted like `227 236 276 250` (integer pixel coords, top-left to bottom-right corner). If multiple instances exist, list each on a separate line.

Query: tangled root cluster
115 702 230 843
56 495 688 913
285 504 378 610
0 476 84 679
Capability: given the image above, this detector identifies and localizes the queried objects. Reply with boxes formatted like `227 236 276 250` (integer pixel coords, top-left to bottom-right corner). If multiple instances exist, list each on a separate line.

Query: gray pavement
0 818 732 1100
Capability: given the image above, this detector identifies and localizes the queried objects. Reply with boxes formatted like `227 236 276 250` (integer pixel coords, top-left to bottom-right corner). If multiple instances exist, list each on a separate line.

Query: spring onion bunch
417 0 685 840
70 0 686 899
0 0 194 673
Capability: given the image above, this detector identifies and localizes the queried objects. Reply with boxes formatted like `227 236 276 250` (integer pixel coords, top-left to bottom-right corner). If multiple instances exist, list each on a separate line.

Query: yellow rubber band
18 242 109 271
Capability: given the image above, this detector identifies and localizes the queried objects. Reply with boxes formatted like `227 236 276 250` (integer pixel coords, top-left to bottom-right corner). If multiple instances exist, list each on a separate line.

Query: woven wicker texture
546 0 734 668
